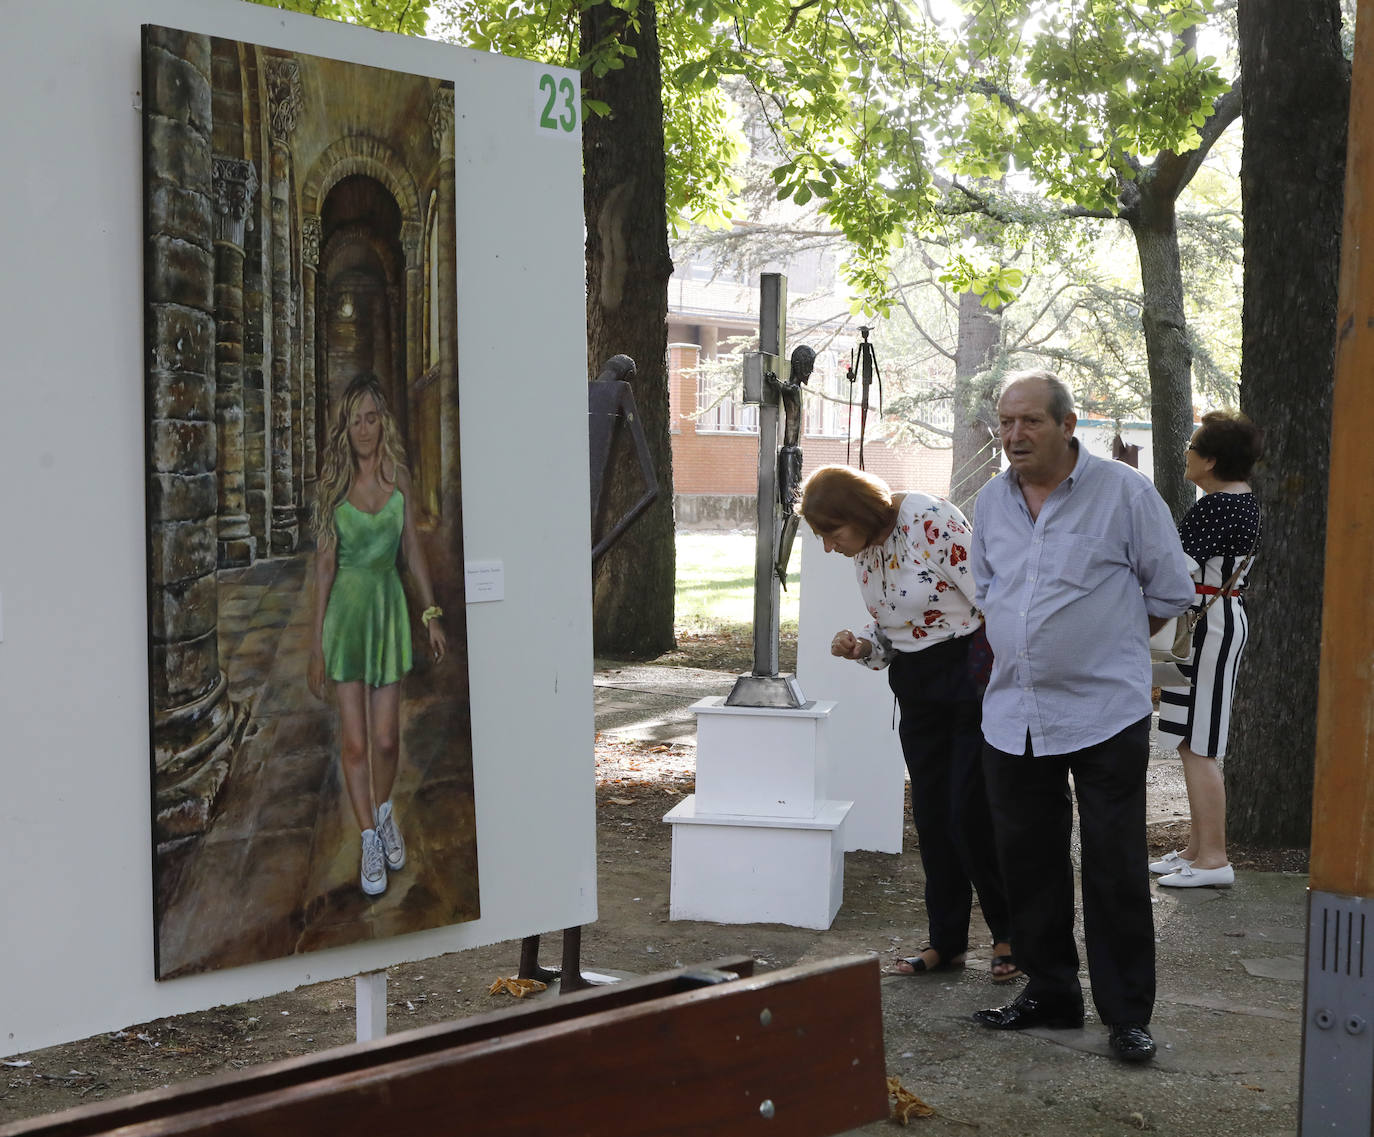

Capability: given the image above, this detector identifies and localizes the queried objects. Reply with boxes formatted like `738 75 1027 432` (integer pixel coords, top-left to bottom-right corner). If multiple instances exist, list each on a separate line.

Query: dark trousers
889 637 1011 959
981 715 1155 1024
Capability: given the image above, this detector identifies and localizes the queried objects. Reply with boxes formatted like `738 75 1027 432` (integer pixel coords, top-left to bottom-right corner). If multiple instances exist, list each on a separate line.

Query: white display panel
0 0 593 1056
796 529 907 854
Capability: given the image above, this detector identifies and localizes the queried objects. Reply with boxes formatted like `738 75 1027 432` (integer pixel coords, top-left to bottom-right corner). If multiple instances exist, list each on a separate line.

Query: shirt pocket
1041 533 1108 598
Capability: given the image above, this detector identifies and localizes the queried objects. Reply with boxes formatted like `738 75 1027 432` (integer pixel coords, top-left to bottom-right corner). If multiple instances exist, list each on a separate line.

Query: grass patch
676 532 800 636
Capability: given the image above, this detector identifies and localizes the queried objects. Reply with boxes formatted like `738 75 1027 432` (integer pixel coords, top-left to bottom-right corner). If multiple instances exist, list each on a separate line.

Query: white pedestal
665 798 849 928
692 696 833 817
666 698 851 929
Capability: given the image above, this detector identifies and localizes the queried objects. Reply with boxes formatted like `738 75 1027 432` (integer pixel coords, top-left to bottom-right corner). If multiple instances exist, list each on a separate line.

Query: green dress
322 488 413 687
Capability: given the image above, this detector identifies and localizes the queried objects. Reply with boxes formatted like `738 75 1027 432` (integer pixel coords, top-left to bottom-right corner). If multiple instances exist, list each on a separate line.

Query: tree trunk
950 290 1002 517
1127 196 1195 522
1228 0 1347 847
582 1 677 657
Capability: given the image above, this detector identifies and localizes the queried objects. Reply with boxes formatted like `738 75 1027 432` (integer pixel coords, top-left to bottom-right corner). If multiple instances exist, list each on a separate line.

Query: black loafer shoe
972 991 1085 1031
1108 1023 1156 1063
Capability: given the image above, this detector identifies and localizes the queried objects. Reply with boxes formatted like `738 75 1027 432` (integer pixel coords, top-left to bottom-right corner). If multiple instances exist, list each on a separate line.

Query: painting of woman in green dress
308 373 447 897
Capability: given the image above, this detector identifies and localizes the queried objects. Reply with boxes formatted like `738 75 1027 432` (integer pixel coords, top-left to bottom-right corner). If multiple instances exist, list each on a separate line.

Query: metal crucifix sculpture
726 272 814 710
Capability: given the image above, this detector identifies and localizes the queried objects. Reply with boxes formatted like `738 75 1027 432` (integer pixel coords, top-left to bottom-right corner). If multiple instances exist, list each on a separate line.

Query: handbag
1149 614 1200 688
1150 552 1255 678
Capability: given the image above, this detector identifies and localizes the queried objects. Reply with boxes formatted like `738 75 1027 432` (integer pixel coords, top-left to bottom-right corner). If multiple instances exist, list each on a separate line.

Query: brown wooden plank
6 956 885 1137
0 957 754 1137
1313 0 1374 898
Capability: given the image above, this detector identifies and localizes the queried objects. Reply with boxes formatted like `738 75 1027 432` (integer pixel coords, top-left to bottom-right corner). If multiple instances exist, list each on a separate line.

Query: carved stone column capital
430 84 455 152
212 156 258 246
265 56 303 142
302 214 321 269
401 220 422 265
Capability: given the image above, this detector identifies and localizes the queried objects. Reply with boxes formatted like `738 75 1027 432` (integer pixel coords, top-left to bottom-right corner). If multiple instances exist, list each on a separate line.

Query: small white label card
465 559 505 603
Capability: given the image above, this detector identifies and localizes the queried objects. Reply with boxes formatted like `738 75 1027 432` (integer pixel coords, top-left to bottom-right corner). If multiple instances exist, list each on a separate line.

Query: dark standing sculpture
588 353 659 565
845 326 882 469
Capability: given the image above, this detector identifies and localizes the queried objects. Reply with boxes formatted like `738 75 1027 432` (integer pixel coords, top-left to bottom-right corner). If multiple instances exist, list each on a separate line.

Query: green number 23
538 74 577 133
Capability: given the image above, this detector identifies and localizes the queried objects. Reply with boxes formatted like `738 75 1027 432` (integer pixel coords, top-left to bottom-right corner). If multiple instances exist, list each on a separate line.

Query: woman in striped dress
1154 411 1264 888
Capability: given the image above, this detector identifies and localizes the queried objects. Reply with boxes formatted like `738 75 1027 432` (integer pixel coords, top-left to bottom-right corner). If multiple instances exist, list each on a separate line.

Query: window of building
684 258 749 285
803 350 851 438
696 356 758 433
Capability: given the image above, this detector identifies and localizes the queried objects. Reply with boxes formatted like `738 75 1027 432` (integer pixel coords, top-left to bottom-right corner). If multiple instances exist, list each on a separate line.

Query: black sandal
990 954 1024 984
887 948 967 976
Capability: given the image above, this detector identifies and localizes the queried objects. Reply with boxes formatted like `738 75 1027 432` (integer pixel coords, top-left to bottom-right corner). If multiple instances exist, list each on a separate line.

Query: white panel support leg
355 971 387 1042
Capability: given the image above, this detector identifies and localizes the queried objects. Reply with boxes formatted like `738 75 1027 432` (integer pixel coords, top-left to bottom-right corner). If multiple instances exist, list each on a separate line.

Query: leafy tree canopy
671 0 1231 309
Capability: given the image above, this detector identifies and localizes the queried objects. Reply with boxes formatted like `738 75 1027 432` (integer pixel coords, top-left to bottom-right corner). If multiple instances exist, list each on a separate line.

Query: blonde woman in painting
308 373 447 898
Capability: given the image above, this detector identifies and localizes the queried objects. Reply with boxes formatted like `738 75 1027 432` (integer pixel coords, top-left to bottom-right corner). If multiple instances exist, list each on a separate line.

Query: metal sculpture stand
518 926 590 993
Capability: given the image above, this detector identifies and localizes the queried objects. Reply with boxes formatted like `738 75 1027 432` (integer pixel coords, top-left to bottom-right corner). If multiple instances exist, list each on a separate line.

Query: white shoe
375 800 406 872
360 828 387 896
1149 850 1192 874
1157 863 1234 888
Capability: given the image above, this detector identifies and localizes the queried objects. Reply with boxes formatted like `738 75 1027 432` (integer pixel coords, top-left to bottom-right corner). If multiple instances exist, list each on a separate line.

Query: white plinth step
690 696 836 818
664 796 851 929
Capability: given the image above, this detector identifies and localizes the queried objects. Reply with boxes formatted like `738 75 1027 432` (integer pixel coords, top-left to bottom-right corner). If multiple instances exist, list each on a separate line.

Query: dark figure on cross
773 344 816 588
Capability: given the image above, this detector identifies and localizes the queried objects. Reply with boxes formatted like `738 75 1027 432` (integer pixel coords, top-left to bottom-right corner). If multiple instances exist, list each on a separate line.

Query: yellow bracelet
421 605 443 627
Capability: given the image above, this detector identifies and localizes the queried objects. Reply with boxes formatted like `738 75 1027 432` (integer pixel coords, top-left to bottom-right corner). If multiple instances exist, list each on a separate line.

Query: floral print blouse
854 492 979 670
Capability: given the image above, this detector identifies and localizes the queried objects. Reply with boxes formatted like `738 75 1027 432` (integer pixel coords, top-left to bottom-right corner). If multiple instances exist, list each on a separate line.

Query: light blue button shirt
972 441 1194 756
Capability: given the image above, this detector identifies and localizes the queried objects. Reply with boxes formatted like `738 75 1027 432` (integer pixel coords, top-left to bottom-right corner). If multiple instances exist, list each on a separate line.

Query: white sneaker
1157 863 1234 888
375 800 406 872
1149 850 1192 874
360 828 387 896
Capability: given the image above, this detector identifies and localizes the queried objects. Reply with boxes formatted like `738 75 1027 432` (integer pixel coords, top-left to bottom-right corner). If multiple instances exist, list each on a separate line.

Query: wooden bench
2 954 888 1137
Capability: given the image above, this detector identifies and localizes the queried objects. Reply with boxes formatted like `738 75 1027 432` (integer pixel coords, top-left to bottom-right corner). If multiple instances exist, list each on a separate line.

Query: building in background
667 243 948 529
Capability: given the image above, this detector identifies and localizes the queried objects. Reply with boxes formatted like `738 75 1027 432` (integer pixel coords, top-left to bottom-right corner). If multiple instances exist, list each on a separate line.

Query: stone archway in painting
318 181 408 442
303 140 425 521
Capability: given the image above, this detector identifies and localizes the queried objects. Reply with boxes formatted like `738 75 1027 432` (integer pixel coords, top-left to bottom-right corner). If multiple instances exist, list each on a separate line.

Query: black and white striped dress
1157 492 1261 757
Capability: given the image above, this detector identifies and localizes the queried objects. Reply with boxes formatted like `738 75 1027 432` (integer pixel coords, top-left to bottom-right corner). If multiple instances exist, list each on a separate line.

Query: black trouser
889 636 1011 960
981 714 1155 1024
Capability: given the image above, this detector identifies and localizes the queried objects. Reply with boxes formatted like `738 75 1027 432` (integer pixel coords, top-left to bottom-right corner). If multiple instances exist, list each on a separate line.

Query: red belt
1195 584 1243 596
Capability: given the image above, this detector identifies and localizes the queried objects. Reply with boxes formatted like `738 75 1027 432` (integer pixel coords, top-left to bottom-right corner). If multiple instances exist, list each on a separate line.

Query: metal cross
726 272 808 709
